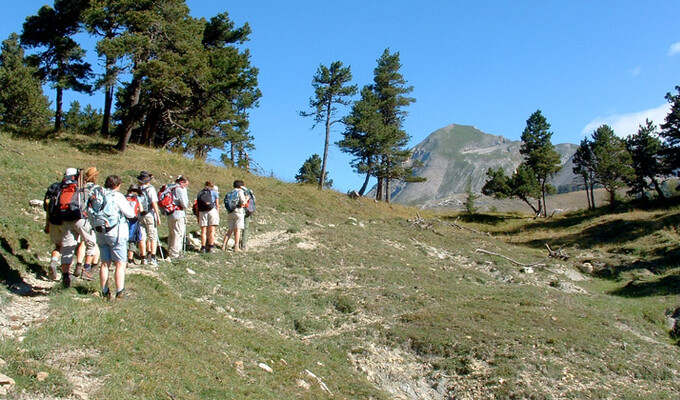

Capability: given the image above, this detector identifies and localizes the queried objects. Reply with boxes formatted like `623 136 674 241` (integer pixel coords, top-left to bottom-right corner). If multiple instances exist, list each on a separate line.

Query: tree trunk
590 180 596 209
358 170 371 196
116 75 142 151
385 177 390 203
541 181 547 217
55 86 63 132
101 84 113 136
651 178 666 199
319 103 332 190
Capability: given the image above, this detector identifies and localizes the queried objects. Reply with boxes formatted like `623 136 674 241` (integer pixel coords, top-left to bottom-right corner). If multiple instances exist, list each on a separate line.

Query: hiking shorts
199 207 220 227
228 209 245 230
61 219 97 265
49 223 63 246
97 232 128 263
139 213 158 242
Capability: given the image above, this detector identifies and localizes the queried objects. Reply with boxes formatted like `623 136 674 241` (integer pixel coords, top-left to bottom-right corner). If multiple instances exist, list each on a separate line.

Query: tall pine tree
21 0 92 132
0 33 51 133
301 61 357 190
519 110 562 217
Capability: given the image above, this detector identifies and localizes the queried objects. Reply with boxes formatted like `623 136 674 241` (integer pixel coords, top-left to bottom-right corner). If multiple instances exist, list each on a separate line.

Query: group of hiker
43 167 255 300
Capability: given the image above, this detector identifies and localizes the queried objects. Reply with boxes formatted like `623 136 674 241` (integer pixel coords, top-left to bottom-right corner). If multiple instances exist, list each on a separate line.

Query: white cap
65 168 78 176
213 185 219 192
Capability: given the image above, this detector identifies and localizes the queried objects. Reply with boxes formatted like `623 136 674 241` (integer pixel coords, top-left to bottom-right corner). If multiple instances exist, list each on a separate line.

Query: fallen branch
443 217 491 236
475 249 546 268
0 142 24 156
408 213 433 230
546 244 570 260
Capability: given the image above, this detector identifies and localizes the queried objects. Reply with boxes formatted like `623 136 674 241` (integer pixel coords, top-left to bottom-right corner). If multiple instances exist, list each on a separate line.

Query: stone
258 362 273 373
36 371 49 381
0 373 15 386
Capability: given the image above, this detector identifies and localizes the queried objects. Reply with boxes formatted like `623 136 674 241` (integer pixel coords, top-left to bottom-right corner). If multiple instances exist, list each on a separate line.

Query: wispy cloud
627 66 642 76
581 104 670 137
669 42 680 56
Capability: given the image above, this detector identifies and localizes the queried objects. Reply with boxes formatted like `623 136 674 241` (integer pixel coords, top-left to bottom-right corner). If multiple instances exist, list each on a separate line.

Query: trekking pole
157 242 165 262
183 217 187 256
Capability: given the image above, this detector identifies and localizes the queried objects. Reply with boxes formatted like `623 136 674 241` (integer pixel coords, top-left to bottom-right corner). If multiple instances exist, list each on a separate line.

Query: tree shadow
0 236 50 296
443 213 522 226
609 274 680 297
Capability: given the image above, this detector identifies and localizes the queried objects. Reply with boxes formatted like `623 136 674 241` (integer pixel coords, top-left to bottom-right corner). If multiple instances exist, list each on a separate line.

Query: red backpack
158 184 180 215
125 193 141 220
57 175 85 222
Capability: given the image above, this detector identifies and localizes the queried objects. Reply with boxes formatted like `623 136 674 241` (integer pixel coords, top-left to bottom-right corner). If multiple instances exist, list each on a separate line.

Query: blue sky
4 1 680 192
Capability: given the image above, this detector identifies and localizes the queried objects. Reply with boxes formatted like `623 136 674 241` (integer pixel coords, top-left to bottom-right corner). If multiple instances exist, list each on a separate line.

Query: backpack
196 188 215 212
57 175 85 222
126 193 141 222
87 185 105 217
158 184 180 215
91 189 120 233
44 182 63 225
242 187 256 217
224 189 242 213
192 200 199 216
139 186 152 214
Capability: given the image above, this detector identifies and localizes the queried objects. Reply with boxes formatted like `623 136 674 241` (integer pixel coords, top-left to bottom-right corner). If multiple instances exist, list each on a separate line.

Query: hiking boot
49 259 59 281
141 257 148 265
80 268 94 281
115 288 126 301
102 287 112 301
62 273 71 288
199 246 206 254
149 254 158 266
73 263 83 277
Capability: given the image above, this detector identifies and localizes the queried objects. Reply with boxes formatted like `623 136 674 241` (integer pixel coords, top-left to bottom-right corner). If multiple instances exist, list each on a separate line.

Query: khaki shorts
228 209 245 230
49 223 63 246
139 213 158 242
199 207 220 227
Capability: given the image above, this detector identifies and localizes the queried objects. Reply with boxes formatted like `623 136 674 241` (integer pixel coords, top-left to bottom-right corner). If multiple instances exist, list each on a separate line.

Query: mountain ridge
386 124 579 207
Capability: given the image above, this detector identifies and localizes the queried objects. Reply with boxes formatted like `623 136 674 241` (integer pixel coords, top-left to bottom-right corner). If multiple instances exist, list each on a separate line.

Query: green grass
1 132 679 399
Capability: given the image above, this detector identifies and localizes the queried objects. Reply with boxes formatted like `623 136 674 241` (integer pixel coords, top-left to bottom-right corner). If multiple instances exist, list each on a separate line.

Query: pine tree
371 49 416 202
296 154 333 188
301 61 357 190
572 138 596 209
463 178 478 215
482 164 542 217
626 119 669 199
660 86 680 174
21 0 92 132
519 110 562 217
0 33 51 133
590 125 635 207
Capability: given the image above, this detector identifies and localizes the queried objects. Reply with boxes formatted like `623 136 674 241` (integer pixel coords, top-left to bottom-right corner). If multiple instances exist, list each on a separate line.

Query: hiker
125 185 144 265
94 175 136 300
74 166 103 281
58 168 97 288
239 183 256 251
197 181 219 253
137 171 161 265
166 175 190 261
43 179 63 281
221 180 247 252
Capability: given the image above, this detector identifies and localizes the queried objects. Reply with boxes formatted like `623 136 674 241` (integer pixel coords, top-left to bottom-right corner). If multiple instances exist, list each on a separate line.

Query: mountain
386 124 580 207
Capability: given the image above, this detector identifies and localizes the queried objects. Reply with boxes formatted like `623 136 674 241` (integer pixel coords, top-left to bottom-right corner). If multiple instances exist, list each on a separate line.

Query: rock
73 389 89 400
0 373 15 386
521 267 534 274
29 199 44 207
578 263 594 274
296 379 311 390
36 371 49 381
258 362 273 373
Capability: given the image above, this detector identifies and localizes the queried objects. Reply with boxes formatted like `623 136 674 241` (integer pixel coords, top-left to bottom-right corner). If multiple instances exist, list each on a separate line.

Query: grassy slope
1 133 679 399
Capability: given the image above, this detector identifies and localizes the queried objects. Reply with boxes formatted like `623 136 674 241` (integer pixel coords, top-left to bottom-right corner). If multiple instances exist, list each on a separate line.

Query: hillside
1 133 679 399
385 124 579 207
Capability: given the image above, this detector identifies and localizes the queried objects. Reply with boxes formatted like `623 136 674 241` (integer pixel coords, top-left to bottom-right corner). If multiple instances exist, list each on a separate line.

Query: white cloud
627 66 642 76
581 103 670 137
669 42 680 56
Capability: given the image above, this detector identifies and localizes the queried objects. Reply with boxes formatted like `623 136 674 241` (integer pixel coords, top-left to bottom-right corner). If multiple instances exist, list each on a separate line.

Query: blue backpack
91 189 120 233
224 189 241 213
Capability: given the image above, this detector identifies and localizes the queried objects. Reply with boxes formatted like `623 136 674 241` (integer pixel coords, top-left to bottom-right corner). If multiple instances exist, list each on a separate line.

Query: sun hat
137 171 153 183
84 167 100 182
